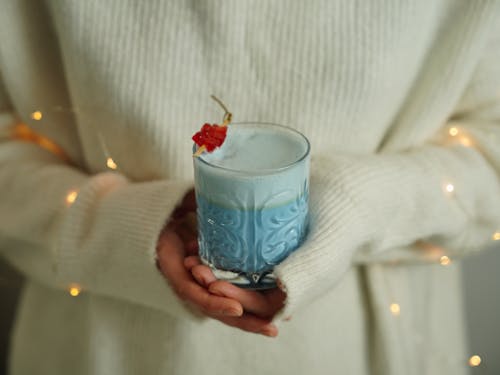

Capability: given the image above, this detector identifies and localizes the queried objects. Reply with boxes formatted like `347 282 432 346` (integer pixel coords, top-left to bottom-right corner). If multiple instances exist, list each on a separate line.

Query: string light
448 127 459 136
68 284 82 297
445 125 474 148
444 183 455 195
390 303 401 316
417 242 455 265
468 355 481 367
458 136 472 147
492 232 500 241
440 255 451 266
66 190 78 205
30 110 43 121
106 157 117 170
12 123 71 163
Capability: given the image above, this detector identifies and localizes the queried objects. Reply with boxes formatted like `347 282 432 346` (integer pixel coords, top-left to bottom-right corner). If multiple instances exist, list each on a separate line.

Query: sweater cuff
56 172 198 318
274 155 374 319
274 144 500 319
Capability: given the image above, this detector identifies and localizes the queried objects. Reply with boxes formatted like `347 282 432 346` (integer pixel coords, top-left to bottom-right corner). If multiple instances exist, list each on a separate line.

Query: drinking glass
193 123 310 289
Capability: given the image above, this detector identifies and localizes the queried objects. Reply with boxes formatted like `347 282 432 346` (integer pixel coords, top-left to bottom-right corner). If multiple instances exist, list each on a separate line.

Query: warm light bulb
106 157 117 170
468 355 481 367
493 232 500 241
449 127 459 137
31 111 43 121
445 184 454 193
66 190 78 205
390 303 401 316
440 255 451 266
68 284 81 297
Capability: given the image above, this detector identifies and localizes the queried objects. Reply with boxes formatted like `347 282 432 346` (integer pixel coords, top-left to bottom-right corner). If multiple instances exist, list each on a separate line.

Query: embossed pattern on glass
197 182 309 274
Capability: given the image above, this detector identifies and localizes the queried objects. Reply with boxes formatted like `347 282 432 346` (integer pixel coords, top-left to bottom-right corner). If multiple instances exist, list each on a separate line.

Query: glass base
200 258 277 290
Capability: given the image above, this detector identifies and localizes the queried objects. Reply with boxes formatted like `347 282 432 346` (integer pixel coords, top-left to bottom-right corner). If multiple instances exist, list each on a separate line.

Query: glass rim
193 122 310 175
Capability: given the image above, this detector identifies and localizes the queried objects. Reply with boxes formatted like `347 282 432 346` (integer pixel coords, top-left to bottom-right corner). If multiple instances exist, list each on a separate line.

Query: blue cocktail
193 123 310 289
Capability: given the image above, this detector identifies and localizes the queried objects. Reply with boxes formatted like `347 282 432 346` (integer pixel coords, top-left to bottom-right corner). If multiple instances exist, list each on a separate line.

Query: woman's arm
273 23 500 320
0 79 277 334
0 73 214 318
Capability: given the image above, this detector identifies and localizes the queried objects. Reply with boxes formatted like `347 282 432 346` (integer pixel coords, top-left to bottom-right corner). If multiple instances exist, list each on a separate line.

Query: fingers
157 230 279 336
157 230 242 317
185 239 199 255
191 265 218 287
170 189 197 242
171 271 243 317
184 255 202 271
184 261 279 336
209 281 274 318
184 261 286 320
184 259 219 291
215 313 278 338
170 211 198 252
187 286 243 317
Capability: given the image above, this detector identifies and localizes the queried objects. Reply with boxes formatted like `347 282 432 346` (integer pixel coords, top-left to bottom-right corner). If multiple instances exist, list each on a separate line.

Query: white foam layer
194 123 310 208
200 124 308 172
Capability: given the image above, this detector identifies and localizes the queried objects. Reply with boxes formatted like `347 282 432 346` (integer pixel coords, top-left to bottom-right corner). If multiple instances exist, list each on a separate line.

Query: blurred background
1 244 499 374
461 244 500 375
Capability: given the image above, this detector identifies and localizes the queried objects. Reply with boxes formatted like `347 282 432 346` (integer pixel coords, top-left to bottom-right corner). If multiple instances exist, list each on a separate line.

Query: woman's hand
156 190 280 337
185 256 287 321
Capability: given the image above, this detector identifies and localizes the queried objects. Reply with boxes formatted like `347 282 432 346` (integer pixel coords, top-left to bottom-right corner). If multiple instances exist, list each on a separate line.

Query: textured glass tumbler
193 123 310 289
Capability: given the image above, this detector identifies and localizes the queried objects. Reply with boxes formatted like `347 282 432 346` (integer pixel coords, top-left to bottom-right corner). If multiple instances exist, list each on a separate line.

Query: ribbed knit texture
1 1 499 374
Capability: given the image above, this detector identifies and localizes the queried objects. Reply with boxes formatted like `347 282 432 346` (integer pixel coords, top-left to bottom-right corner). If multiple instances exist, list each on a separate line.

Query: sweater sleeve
274 23 500 319
0 89 196 319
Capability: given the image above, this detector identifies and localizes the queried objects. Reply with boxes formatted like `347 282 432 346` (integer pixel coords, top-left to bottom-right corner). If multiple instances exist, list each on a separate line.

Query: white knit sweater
1 1 499 374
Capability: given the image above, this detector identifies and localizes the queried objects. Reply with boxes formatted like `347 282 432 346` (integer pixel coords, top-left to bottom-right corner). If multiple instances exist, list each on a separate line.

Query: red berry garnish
192 123 228 153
